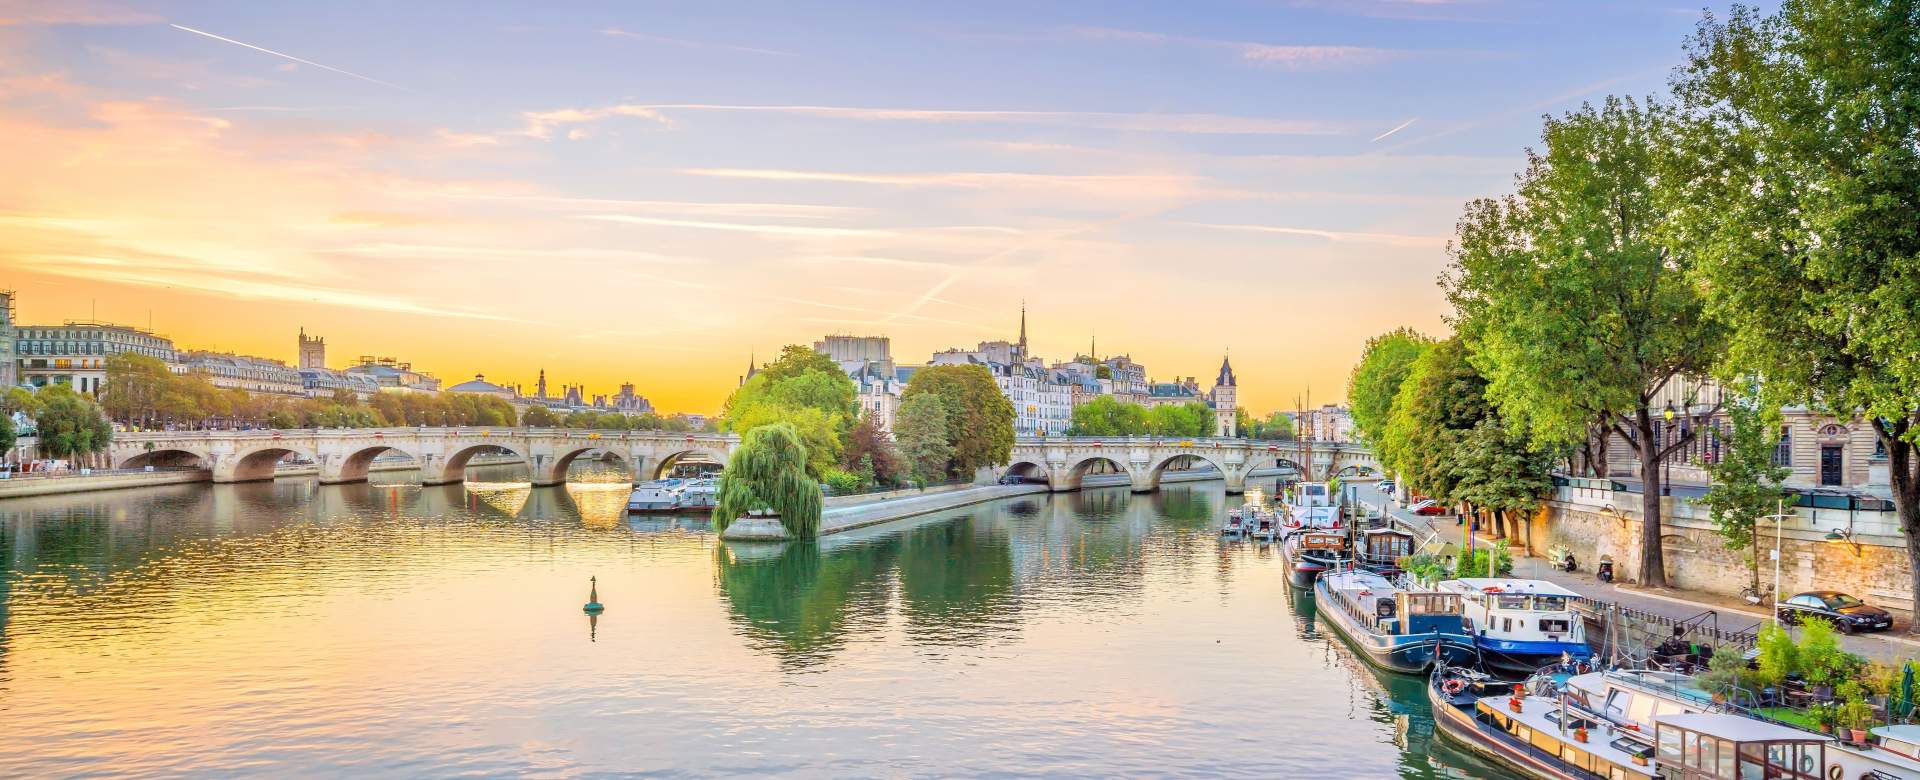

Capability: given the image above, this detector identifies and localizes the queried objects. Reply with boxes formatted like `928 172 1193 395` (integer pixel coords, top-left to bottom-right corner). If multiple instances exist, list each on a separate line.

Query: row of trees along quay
1350 1 1920 606
1065 395 1297 440
95 353 709 432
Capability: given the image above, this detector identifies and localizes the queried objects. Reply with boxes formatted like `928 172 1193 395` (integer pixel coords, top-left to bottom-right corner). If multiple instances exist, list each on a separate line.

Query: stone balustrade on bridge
106 429 1374 492
109 428 739 486
1004 436 1376 494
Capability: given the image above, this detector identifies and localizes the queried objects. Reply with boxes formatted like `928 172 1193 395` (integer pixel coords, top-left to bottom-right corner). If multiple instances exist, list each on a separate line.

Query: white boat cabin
1439 577 1585 647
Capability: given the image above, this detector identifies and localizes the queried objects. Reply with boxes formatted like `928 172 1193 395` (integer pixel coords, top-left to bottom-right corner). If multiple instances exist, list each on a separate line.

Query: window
1772 425 1793 467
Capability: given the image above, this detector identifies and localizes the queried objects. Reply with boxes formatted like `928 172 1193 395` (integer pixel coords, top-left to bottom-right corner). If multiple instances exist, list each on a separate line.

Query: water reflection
0 473 1517 778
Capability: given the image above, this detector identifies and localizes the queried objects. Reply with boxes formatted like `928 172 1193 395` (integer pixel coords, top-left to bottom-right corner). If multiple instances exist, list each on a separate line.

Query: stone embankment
0 454 528 499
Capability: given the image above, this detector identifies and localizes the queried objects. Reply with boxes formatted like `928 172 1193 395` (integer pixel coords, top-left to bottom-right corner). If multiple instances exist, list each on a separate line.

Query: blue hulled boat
1313 568 1478 674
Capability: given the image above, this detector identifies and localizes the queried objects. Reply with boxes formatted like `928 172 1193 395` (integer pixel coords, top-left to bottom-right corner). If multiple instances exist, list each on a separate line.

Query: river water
0 465 1520 778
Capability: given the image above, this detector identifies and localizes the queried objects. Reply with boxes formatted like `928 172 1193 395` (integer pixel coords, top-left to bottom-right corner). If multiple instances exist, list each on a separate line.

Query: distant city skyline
0 1 1755 414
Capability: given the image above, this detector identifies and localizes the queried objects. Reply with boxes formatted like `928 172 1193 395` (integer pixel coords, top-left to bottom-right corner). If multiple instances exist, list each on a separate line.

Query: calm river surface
0 465 1521 779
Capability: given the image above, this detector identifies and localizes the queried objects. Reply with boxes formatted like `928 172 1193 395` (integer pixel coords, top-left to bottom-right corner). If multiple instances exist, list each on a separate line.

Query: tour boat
1313 568 1477 674
1560 667 1920 780
1436 578 1591 678
627 479 688 513
1428 665 1841 780
1281 529 1349 587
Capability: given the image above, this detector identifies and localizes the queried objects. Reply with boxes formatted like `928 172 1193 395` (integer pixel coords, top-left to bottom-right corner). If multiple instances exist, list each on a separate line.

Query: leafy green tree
1378 337 1490 508
900 364 1013 476
713 422 823 538
1347 327 1432 446
1242 410 1295 441
1670 0 1920 613
1068 395 1149 436
103 353 176 426
2 387 42 422
893 393 955 483
33 385 112 460
723 346 856 477
1445 97 1723 588
1453 417 1556 539
0 413 14 456
841 412 904 487
1146 401 1215 438
1695 382 1792 598
522 405 560 427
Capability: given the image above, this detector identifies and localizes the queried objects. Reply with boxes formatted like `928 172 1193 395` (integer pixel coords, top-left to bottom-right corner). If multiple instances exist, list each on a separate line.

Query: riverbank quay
1352 483 1919 663
721 483 1052 541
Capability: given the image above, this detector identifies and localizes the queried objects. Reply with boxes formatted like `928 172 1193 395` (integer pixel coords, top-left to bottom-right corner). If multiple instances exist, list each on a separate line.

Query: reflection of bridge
106 429 1374 492
1003 437 1375 494
110 429 737 486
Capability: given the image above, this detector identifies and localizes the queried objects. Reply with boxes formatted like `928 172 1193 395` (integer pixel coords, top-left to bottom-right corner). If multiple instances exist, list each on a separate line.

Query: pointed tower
1210 352 1238 437
536 369 548 400
740 352 757 387
1016 302 1028 361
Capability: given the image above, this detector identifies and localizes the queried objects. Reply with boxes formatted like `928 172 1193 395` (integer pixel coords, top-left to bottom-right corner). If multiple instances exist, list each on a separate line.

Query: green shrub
1755 622 1798 688
820 467 864 495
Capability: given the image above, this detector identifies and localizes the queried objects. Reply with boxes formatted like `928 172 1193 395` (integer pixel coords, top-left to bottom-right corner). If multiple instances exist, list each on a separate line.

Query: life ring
1483 586 1503 594
1442 679 1467 695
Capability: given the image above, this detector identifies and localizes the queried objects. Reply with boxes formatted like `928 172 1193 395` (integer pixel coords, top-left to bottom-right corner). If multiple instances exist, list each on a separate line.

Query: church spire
1018 302 1027 352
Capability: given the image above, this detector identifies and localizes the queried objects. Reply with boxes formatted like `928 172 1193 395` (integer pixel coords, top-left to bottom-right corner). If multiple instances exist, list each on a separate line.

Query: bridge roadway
106 429 1374 491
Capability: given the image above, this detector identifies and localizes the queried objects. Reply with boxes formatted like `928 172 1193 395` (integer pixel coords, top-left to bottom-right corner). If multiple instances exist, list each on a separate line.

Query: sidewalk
1349 483 1920 664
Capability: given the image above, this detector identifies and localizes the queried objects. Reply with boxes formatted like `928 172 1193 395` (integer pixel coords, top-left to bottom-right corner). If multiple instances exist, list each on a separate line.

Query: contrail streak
169 23 409 91
1369 117 1417 142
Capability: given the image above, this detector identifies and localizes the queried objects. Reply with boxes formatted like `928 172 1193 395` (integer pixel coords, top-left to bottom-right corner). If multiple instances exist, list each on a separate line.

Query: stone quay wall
1521 484 1912 616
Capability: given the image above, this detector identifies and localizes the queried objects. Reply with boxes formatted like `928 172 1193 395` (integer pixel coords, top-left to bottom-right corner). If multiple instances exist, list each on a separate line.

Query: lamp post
1756 498 1794 624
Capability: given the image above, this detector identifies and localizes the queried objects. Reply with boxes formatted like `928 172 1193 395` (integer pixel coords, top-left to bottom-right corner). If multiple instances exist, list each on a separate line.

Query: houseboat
1429 665 1838 780
1281 529 1349 587
1356 526 1415 575
1314 568 1477 674
1283 481 1341 531
1561 667 1920 780
1436 578 1591 678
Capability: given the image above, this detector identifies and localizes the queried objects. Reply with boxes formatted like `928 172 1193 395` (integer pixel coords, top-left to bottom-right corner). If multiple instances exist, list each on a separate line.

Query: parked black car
1776 591 1894 634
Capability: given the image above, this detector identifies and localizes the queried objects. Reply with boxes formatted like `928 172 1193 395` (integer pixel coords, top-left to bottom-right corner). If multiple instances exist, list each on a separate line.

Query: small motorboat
1252 517 1278 541
1221 513 1247 536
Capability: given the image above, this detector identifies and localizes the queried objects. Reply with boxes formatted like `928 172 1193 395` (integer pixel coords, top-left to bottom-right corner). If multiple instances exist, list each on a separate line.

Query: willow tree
1444 97 1724 588
713 423 824 538
1670 0 1920 618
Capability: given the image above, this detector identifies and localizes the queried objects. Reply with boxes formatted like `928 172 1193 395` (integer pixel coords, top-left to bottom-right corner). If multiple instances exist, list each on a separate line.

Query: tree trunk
1593 424 1611 479
1878 418 1920 633
1632 407 1669 588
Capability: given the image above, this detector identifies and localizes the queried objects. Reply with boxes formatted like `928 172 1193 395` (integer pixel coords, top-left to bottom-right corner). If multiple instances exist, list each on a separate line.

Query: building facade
300 368 382 400
181 351 307 396
14 320 177 394
346 356 441 393
1211 356 1237 437
0 292 15 389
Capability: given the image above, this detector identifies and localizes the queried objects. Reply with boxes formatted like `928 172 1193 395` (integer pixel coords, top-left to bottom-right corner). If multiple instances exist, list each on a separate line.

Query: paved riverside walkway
1349 483 1920 664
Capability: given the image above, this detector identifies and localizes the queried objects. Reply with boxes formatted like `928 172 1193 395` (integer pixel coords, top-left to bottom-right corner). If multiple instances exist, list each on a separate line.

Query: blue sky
0 0 1757 412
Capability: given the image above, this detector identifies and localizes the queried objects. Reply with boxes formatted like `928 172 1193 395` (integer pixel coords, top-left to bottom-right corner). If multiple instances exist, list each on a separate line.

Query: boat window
1715 738 1734 776
1497 595 1531 610
1537 595 1570 611
1682 731 1701 768
1658 727 1682 764
1603 690 1629 721
1502 617 1513 632
1539 619 1572 633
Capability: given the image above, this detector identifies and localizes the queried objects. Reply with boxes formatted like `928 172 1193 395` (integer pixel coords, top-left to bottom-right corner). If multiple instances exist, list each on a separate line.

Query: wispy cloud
168 23 409 91
443 193 868 221
1369 117 1418 142
678 167 1213 197
1067 26 1405 69
505 102 1346 138
601 27 794 57
575 214 895 238
0 1 157 26
335 242 683 264
1183 221 1447 247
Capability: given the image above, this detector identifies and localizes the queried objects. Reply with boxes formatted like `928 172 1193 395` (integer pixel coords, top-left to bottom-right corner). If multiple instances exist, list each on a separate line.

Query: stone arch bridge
109 428 738 486
106 430 1375 493
1001 437 1376 494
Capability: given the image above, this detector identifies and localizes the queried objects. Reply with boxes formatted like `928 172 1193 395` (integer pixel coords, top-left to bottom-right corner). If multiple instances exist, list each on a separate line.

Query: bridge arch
218 444 320 483
116 447 210 471
537 445 632 486
1061 455 1134 492
1004 460 1050 487
1144 451 1228 492
651 448 728 481
423 443 528 486
325 444 421 485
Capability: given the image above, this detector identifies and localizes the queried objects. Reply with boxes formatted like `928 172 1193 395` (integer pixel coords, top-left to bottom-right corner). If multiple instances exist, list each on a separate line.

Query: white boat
1560 667 1920 780
627 479 687 513
1282 481 1342 532
1436 578 1592 677
677 478 718 512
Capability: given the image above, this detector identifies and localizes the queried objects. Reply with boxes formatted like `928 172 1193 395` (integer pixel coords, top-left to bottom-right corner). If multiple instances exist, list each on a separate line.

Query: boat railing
1573 597 1760 650
1464 703 1614 780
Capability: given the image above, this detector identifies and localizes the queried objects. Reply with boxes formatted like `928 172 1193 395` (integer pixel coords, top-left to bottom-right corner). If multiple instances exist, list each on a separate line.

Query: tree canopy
1443 96 1722 587
33 385 112 458
893 393 955 485
713 422 823 538
1695 382 1792 595
1670 0 1920 605
1347 328 1431 446
722 346 856 478
900 364 1013 476
1069 395 1148 436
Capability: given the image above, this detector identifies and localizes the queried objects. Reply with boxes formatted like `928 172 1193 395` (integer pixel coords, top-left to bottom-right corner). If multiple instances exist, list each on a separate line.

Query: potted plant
1836 681 1874 744
1807 702 1837 734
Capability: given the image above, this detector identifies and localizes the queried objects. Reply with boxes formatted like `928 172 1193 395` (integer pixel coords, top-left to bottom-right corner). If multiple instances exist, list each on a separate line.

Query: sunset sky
0 0 1743 414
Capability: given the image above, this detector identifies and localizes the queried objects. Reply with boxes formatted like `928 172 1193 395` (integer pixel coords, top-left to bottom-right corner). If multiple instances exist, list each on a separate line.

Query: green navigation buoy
583 576 605 615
